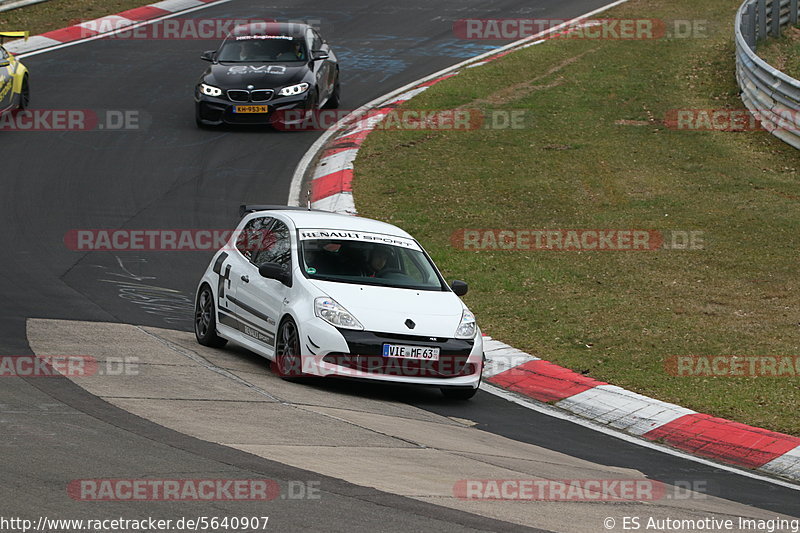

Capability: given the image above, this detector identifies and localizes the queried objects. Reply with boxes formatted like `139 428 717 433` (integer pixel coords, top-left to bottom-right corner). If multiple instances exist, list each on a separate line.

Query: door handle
241 275 249 283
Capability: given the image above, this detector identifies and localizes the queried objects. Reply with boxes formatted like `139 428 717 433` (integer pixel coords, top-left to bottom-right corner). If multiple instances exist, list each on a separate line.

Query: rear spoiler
239 204 311 218
0 31 29 44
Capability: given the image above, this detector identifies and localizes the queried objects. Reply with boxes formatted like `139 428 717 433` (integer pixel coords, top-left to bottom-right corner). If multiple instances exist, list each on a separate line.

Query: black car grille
250 89 274 102
227 89 273 103
227 90 250 102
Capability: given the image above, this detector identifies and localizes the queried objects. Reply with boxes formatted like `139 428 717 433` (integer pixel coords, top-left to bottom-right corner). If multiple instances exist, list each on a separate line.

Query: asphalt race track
1 0 798 531
1 0 616 351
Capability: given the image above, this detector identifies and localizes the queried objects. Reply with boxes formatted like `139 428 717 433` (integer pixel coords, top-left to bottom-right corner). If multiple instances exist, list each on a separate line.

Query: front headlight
278 82 310 96
315 297 364 330
455 308 477 339
200 83 222 97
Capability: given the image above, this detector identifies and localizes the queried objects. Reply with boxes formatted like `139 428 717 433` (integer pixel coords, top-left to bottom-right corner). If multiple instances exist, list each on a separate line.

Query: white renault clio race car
195 206 484 399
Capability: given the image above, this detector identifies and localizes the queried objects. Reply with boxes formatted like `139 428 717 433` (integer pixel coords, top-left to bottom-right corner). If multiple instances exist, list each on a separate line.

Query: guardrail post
771 0 781 36
758 0 768 40
792 0 799 25
743 3 757 48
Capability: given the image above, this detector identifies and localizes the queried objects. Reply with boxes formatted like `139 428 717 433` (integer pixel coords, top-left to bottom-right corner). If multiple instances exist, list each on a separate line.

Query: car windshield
298 230 446 291
217 36 306 62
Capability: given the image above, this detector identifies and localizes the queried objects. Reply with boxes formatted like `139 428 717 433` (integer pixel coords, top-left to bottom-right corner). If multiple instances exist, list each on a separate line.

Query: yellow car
0 32 30 113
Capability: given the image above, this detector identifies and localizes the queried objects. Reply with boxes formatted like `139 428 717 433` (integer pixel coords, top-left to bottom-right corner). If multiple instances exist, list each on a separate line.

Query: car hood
202 62 309 89
310 280 467 338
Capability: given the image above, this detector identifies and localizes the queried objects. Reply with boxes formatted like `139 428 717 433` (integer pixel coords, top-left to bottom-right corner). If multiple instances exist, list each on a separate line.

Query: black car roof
230 22 310 40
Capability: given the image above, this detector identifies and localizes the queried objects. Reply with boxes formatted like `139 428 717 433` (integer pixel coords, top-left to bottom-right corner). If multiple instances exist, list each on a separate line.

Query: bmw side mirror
200 50 215 62
450 280 468 296
259 262 292 287
311 50 329 61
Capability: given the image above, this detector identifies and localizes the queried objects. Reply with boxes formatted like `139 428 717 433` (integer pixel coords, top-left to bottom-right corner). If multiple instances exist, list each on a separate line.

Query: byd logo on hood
227 65 287 75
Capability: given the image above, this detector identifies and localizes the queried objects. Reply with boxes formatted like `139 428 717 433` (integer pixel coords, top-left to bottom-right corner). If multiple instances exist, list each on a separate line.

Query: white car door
229 216 292 357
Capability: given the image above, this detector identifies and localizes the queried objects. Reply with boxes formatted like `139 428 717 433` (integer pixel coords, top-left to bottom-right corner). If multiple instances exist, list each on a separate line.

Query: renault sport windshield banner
298 229 421 251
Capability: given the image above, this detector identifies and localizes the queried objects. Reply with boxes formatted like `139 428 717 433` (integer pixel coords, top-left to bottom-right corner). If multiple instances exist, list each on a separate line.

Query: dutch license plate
382 344 440 361
234 105 269 114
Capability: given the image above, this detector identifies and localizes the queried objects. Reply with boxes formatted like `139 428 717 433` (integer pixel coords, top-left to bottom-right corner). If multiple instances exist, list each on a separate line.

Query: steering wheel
376 269 404 278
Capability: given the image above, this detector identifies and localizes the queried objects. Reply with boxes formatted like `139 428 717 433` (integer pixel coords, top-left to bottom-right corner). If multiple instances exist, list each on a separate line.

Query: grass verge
0 0 155 37
354 0 800 435
757 26 800 79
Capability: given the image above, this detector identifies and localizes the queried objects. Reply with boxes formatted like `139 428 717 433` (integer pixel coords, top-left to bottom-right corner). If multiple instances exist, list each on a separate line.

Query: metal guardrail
0 0 52 13
736 0 800 148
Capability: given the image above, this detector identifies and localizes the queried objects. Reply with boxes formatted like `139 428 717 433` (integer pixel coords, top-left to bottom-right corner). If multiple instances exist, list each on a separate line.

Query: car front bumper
195 90 314 126
298 319 484 388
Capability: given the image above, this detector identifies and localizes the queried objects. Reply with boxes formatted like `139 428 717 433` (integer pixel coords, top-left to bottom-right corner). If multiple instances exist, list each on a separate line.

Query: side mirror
200 50 216 62
450 280 468 296
259 262 292 287
311 50 329 61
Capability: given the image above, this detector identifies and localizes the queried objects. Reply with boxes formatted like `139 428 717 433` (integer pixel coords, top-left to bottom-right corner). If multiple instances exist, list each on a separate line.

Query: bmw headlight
200 83 222 97
278 82 310 96
315 297 364 330
455 308 477 339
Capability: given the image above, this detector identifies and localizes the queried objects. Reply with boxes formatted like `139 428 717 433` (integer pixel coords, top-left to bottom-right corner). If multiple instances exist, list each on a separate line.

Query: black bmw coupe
195 22 339 127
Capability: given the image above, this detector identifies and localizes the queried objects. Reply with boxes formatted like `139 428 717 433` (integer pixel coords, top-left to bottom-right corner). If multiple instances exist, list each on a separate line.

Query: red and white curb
4 0 227 55
483 350 800 481
290 2 800 484
303 74 461 215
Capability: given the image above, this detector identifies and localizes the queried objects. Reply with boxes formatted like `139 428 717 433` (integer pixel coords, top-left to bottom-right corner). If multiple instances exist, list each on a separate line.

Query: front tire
18 76 29 110
194 285 227 348
326 76 340 109
289 92 319 132
275 317 304 380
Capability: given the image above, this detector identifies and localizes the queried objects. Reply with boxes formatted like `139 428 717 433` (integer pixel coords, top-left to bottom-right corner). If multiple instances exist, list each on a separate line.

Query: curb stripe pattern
307 74 459 212
486 355 800 478
3 0 221 54
302 24 800 484
642 414 800 469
